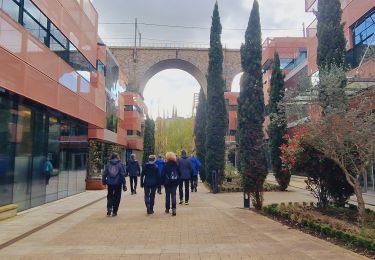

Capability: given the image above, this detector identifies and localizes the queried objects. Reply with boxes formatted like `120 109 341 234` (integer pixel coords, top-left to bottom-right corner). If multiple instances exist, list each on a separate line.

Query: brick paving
0 183 368 259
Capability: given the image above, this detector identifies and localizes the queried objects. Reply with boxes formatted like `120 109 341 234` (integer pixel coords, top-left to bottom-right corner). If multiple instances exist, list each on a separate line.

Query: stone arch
230 72 243 92
139 59 207 95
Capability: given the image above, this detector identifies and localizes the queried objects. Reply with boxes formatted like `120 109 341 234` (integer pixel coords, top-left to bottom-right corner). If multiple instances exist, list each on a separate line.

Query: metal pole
302 22 306 38
133 18 137 62
138 32 141 47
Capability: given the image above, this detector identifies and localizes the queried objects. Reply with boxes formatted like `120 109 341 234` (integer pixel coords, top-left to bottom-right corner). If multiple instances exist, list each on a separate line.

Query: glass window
23 11 47 44
50 23 67 49
0 94 13 207
125 105 134 111
97 60 106 76
23 0 47 28
1 0 20 22
353 8 375 46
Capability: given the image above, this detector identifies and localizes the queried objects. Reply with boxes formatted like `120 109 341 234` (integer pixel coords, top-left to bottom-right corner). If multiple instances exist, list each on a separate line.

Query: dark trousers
144 186 157 210
165 185 178 209
190 175 198 191
179 179 190 202
107 185 122 214
130 176 138 193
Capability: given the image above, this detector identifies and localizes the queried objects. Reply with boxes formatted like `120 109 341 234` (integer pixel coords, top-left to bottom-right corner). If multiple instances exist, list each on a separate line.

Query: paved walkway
0 183 368 259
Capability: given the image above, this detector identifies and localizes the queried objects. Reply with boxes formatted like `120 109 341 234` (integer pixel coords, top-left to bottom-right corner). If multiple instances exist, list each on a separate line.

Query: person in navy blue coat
155 155 165 194
140 155 160 215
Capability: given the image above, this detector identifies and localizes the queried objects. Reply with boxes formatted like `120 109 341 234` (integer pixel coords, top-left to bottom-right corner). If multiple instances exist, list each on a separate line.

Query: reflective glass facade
0 0 95 84
0 89 88 210
353 8 375 46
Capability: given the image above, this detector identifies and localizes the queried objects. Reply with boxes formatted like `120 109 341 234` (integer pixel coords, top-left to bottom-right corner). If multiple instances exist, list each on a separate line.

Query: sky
92 0 315 118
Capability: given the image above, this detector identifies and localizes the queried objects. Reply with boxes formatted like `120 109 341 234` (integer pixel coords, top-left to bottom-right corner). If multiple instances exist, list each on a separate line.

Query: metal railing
105 41 209 49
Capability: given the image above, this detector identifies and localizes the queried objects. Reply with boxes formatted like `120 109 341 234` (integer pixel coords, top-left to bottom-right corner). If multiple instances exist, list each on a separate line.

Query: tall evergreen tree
194 88 207 182
205 2 227 187
142 116 155 164
268 52 288 190
237 0 267 209
317 0 347 114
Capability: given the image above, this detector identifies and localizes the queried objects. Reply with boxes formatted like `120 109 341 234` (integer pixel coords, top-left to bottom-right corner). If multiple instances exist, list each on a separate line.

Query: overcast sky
92 0 315 118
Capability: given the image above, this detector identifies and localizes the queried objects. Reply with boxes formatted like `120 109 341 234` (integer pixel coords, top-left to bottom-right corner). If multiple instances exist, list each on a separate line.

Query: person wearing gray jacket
177 150 192 205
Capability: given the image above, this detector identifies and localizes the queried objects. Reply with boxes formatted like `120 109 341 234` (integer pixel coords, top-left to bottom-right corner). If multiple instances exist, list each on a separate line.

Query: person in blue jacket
190 153 201 192
140 155 160 215
126 154 141 194
162 152 180 216
155 155 165 194
102 153 127 217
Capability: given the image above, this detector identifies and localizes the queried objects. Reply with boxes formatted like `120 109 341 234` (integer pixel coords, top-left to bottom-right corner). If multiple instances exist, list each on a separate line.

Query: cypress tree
142 116 155 164
237 0 267 209
194 88 207 182
317 0 347 114
268 52 288 190
317 0 346 70
205 2 227 187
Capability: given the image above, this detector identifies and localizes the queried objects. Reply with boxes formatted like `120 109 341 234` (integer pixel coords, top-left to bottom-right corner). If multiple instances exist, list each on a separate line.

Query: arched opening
139 59 206 95
143 69 201 119
143 69 201 156
231 72 243 92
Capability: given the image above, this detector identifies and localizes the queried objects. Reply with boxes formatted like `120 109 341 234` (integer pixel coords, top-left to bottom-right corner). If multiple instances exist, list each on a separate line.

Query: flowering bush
279 128 307 175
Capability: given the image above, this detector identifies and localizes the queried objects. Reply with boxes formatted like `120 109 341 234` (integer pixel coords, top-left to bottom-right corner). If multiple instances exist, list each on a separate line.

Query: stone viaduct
110 47 241 95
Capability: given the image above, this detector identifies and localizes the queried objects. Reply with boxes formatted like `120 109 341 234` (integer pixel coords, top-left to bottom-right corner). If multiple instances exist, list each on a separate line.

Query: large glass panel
23 11 47 44
0 94 13 207
1 0 20 22
23 0 47 28
30 109 48 208
353 9 375 46
58 120 70 199
45 116 60 203
13 105 32 211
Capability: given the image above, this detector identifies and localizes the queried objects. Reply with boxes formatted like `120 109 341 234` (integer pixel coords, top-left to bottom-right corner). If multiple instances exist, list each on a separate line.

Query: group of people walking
102 150 201 217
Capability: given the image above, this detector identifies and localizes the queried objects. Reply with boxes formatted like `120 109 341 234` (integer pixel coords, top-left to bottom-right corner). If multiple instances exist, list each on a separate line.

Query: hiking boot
107 210 111 216
185 201 189 205
165 209 170 214
112 213 117 217
179 200 183 205
195 188 197 192
172 209 176 216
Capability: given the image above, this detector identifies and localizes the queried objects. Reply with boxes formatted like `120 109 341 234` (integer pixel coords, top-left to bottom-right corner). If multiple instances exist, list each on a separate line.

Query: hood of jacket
109 158 121 165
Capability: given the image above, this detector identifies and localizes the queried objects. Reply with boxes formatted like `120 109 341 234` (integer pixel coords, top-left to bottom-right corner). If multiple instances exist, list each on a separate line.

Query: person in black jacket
140 155 160 215
126 154 141 194
162 152 180 216
102 153 127 217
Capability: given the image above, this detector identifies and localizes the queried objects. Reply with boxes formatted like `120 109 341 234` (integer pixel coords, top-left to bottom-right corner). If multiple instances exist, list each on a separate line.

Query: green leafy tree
142 116 155 164
194 88 207 182
237 0 267 209
205 2 227 187
316 0 347 114
268 52 288 190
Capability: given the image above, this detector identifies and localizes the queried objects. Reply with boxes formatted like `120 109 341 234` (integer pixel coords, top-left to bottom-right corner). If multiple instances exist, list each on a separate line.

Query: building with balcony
305 0 374 193
122 92 146 161
224 92 239 144
0 0 130 211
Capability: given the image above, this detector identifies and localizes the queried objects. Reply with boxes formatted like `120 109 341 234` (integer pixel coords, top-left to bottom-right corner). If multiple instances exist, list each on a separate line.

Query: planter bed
261 202 375 258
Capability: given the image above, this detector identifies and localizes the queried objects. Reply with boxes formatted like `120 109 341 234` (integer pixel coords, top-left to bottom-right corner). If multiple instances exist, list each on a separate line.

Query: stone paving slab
0 190 106 246
0 182 368 259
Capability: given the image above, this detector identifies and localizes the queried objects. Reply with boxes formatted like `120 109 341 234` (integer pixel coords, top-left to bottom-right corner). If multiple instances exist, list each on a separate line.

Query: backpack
106 163 121 185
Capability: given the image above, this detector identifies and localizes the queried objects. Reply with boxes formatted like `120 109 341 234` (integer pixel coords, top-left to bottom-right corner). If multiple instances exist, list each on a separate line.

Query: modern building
305 0 375 193
224 92 239 144
122 92 146 161
0 0 135 211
